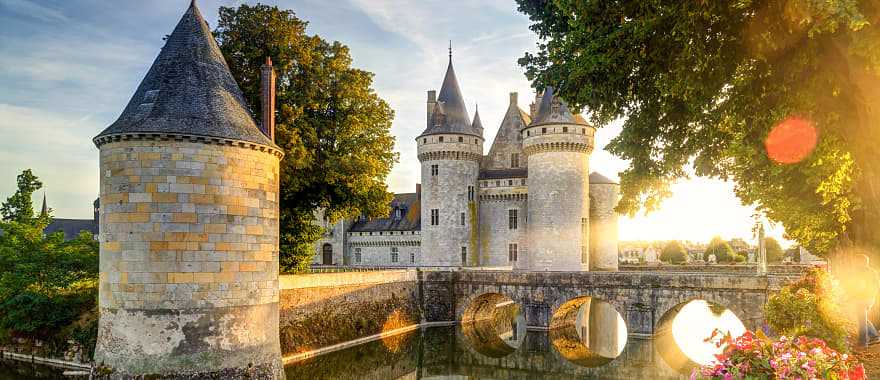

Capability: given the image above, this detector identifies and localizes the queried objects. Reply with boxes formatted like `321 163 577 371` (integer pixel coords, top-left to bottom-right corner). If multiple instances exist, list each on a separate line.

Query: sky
0 0 790 246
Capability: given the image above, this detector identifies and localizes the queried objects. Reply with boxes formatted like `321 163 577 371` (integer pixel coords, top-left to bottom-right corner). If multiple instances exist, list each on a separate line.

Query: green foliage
764 237 785 263
660 240 687 264
214 4 398 272
1 169 43 223
764 268 852 352
706 237 738 263
516 0 880 257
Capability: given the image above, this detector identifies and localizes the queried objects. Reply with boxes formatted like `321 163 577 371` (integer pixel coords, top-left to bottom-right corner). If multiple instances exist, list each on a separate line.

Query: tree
214 4 398 272
706 237 738 263
660 240 687 264
516 0 880 259
1 169 42 223
764 237 784 263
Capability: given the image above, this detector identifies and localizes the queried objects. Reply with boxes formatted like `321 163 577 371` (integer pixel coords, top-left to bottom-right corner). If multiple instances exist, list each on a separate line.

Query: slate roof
421 57 480 137
44 219 98 240
349 193 421 232
589 171 618 184
479 168 528 180
471 105 484 135
94 1 276 148
529 86 588 127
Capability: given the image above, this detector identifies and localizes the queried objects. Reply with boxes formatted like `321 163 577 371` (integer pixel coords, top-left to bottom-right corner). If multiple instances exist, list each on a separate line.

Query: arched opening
322 243 333 265
549 296 627 367
655 299 746 374
460 293 525 357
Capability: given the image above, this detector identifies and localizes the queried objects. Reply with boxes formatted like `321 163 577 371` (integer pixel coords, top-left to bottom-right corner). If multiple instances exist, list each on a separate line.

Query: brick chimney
260 57 276 142
509 92 518 106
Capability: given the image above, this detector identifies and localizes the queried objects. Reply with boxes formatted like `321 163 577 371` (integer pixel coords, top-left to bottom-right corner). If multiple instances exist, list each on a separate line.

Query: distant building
39 195 99 240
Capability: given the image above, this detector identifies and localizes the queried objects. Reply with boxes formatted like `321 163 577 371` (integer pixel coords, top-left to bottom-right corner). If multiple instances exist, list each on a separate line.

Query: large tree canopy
516 0 880 257
214 4 398 271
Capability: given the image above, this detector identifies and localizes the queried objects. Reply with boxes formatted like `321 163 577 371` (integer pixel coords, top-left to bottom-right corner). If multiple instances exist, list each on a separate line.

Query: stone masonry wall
478 193 527 268
347 231 421 266
94 139 282 376
589 183 619 271
278 270 421 355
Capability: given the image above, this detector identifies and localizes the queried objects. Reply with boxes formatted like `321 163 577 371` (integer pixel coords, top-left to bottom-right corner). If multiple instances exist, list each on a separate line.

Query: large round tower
92 3 284 377
417 55 483 266
589 172 619 271
522 87 595 271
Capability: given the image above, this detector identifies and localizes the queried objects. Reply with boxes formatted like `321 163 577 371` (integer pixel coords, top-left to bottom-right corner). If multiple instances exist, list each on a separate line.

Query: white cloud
0 0 67 23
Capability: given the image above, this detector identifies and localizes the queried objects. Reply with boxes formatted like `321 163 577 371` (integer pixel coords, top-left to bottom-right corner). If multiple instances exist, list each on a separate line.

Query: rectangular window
431 164 438 176
508 180 513 186
458 136 463 142
509 209 518 230
391 247 399 263
431 209 439 225
495 180 501 187
541 127 547 134
460 212 466 226
509 243 518 262
467 185 474 201
461 247 467 265
410 251 415 263
563 126 568 133
581 217 588 240
439 136 444 142
521 179 526 186
355 248 362 263
581 246 588 263
511 153 519 168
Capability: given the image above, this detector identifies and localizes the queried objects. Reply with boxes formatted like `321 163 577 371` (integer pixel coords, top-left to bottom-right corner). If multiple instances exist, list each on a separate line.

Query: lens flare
765 117 818 164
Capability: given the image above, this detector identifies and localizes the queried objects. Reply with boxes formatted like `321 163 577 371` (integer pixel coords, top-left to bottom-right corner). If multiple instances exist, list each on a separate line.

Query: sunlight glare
670 300 746 365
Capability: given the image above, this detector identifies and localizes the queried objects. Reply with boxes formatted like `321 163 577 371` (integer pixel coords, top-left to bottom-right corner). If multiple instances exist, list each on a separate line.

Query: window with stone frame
509 243 518 262
460 247 467 265
354 248 362 263
460 212 465 226
581 217 588 241
581 246 587 264
391 247 399 263
509 209 518 230
431 164 438 176
467 185 474 201
410 251 415 263
431 209 439 225
510 153 519 168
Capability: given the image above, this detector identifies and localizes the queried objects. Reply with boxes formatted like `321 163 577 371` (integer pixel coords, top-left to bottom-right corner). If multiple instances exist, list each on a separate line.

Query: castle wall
589 183 619 271
347 231 421 266
478 183 527 268
312 217 346 265
94 139 282 376
418 134 482 266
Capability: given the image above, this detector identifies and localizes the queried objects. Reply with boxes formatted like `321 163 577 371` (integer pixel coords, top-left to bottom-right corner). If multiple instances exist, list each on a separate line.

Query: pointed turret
421 49 480 137
483 92 531 170
40 193 47 217
471 104 483 134
94 1 276 148
529 86 587 127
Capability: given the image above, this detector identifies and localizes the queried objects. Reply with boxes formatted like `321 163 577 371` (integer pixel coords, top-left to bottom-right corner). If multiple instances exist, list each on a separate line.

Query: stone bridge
419 269 801 335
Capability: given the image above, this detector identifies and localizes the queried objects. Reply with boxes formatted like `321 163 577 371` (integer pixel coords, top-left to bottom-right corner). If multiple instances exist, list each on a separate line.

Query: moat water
6 300 743 379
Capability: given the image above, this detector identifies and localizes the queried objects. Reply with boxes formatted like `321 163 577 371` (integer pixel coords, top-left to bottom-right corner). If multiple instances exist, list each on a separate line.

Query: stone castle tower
523 87 595 271
92 2 284 378
417 53 484 266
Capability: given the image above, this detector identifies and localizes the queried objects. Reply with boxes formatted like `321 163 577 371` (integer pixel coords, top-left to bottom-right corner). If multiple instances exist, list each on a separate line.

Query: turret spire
40 193 47 217
419 44 481 137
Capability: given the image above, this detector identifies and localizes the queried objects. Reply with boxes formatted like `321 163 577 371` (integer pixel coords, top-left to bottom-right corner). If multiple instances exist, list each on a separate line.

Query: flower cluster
692 329 865 379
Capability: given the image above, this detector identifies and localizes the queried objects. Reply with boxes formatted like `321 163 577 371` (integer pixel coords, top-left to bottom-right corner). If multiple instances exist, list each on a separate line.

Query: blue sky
0 0 789 245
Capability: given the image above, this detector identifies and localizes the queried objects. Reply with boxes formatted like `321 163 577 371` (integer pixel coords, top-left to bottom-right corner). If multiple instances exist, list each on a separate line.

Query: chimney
509 92 518 106
416 183 422 199
426 90 436 128
260 57 276 142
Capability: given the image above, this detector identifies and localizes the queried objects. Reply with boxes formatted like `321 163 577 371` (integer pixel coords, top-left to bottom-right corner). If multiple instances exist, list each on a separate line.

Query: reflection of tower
417 51 483 266
589 173 619 271
523 87 595 271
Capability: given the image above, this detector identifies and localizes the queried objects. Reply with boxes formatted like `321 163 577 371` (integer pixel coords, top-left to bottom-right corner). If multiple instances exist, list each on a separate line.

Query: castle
314 53 619 271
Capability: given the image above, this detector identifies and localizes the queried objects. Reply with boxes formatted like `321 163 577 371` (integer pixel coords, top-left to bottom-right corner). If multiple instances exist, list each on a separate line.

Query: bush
764 268 852 352
660 241 688 264
694 329 865 379
706 237 738 263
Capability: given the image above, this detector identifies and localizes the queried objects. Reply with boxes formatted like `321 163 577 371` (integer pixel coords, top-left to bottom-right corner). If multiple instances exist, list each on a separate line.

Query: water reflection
550 297 627 367
656 300 746 374
286 326 689 380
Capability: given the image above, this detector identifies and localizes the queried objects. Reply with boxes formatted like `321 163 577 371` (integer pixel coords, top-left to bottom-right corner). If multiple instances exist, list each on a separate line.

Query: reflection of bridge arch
654 299 746 374
460 292 526 358
549 296 627 367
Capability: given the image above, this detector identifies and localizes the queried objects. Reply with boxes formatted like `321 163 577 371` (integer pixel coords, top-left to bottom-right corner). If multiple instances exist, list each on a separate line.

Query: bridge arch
459 292 526 358
654 298 747 374
548 296 628 367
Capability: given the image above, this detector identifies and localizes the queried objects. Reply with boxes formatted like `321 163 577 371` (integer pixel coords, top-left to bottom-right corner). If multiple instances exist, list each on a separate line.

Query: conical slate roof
483 95 530 170
421 57 480 137
529 86 587 127
589 171 618 184
94 2 275 148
